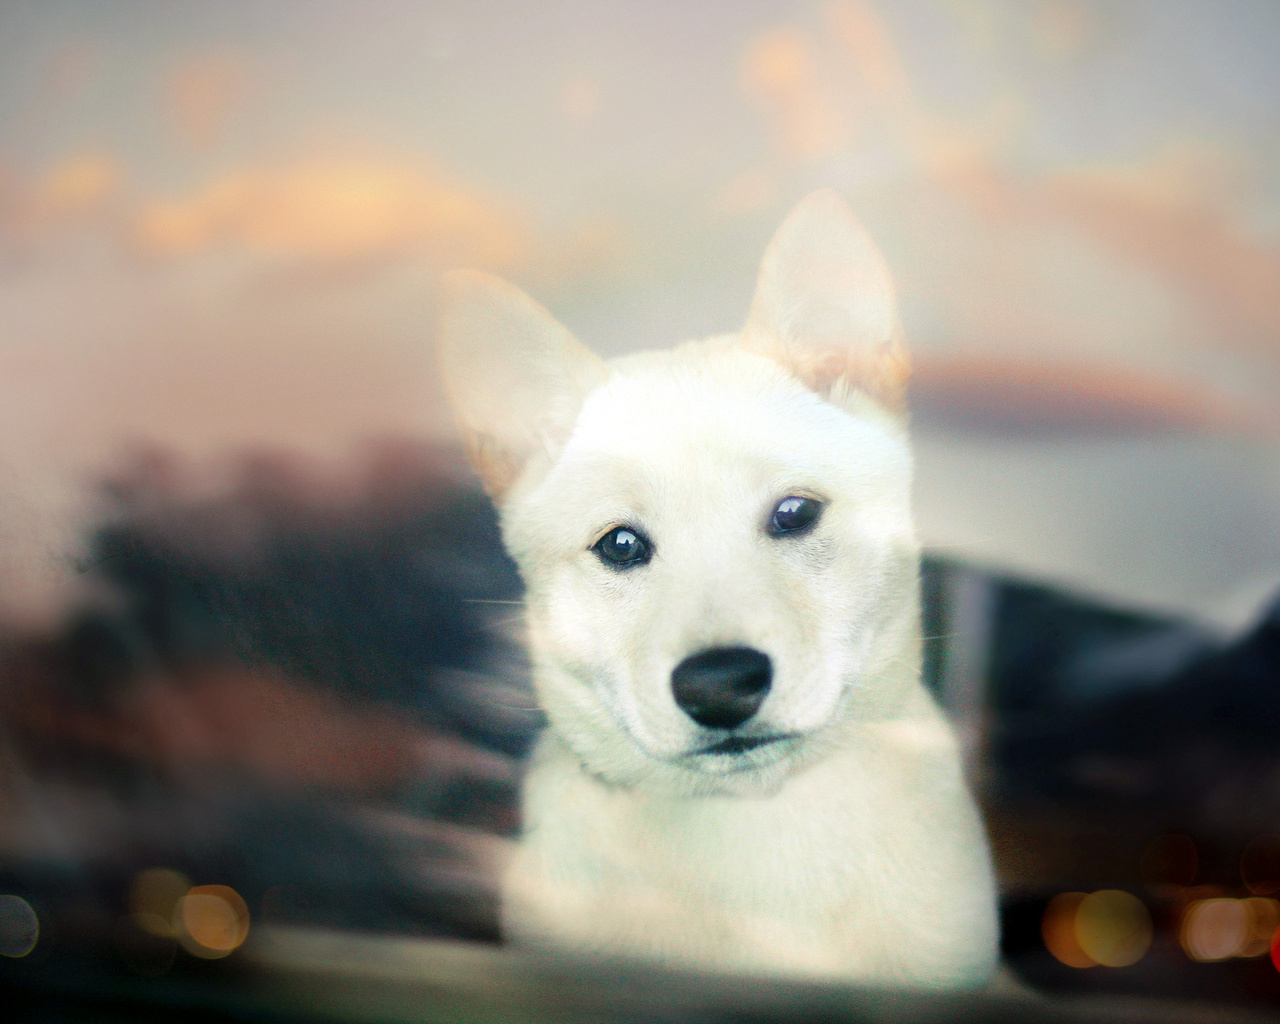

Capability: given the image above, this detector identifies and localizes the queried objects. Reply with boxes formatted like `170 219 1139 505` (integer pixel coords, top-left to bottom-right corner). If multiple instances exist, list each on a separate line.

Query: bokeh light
1075 890 1152 969
176 884 250 959
1179 896 1280 962
1181 898 1248 962
1042 892 1097 968
121 869 255 969
129 867 191 936
0 894 39 958
1239 897 1280 959
1045 890 1152 969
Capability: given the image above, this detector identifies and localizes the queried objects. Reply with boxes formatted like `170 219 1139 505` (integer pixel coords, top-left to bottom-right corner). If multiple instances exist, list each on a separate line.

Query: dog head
439 191 921 795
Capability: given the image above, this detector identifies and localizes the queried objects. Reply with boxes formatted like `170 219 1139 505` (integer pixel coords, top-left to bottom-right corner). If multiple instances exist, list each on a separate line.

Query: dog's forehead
505 342 915 562
565 344 904 477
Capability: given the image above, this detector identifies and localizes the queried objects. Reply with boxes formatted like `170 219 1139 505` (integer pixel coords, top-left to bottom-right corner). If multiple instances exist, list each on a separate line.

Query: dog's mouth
693 733 793 756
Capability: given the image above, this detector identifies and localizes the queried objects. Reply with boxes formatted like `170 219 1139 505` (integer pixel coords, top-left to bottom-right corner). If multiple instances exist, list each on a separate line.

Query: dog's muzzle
671 646 772 730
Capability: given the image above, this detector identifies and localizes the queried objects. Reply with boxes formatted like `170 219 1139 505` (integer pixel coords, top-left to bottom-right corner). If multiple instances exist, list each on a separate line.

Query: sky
1 0 1279 630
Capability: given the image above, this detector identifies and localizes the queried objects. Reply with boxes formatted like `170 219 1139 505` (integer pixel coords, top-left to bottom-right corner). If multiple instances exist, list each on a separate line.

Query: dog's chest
503 715 999 983
518 726 954 917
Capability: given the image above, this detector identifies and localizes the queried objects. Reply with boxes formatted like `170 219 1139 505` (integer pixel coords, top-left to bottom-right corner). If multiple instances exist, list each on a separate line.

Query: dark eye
593 525 652 568
769 496 822 536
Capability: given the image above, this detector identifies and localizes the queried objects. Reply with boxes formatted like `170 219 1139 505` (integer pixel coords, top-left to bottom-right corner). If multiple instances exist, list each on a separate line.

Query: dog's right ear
742 190 908 413
437 270 606 500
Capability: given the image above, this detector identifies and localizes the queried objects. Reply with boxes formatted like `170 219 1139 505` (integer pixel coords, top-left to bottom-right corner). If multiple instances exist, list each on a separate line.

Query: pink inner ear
467 433 521 500
745 319 909 413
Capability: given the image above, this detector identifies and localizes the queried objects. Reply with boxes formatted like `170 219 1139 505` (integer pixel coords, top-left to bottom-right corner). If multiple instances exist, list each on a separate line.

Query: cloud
0 154 125 258
924 140 1280 366
729 2 1020 196
135 157 527 271
166 53 249 151
6 154 124 230
911 353 1276 436
1041 147 1280 355
826 0 913 106
742 28 844 161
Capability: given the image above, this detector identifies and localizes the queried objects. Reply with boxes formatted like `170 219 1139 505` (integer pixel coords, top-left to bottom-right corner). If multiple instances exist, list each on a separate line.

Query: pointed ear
437 270 606 499
742 190 908 412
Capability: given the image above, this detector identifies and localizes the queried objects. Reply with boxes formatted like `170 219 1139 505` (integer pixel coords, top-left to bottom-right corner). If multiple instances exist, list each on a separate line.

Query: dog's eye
769 496 822 536
593 526 652 568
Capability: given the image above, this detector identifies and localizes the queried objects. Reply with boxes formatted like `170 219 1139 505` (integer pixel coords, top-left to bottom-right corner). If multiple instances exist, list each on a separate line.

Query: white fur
438 191 999 988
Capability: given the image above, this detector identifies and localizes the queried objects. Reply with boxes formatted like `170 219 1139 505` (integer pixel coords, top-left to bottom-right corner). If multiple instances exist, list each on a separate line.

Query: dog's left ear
742 190 908 412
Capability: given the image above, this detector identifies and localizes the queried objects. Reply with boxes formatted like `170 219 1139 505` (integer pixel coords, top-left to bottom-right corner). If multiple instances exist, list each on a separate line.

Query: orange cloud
736 3 1019 186
874 125 1280 365
742 28 844 160
32 154 122 222
135 158 527 270
1041 152 1280 351
167 53 249 151
826 0 912 106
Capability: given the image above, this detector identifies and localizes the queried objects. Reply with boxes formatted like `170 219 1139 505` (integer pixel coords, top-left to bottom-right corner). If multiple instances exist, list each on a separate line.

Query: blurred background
2 1 1280 1020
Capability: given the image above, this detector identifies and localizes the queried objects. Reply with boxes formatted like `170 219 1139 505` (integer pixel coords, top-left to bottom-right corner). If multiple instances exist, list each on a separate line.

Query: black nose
671 647 772 729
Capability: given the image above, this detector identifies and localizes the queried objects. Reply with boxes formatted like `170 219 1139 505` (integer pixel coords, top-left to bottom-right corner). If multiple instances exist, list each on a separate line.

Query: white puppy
438 191 998 988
